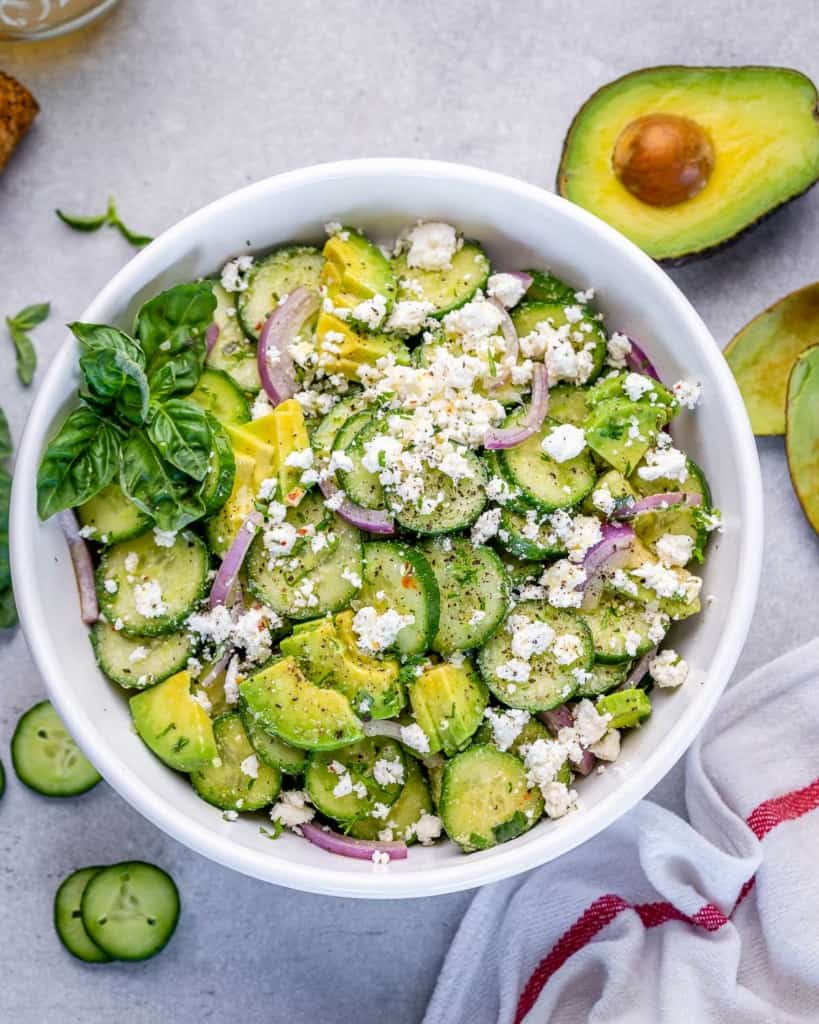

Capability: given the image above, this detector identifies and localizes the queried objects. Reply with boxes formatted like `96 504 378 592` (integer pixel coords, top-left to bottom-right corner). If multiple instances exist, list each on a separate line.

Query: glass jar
0 0 120 41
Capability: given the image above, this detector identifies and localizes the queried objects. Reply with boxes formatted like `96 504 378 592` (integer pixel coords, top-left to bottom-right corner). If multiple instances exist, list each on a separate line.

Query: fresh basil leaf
7 322 37 385
56 208 108 232
0 409 12 460
147 399 212 482
36 405 122 519
119 431 205 532
71 322 149 424
134 281 216 366
112 219 153 247
0 469 10 591
147 347 206 401
0 585 17 629
11 303 50 331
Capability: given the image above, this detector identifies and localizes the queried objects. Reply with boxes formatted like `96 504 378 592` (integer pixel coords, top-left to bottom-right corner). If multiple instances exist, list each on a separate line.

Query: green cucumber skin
11 700 102 798
54 867 112 963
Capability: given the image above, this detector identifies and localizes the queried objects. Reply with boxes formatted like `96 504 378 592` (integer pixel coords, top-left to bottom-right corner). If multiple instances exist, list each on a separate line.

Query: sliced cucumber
630 456 712 506
305 736 405 823
478 601 594 711
512 301 606 384
91 622 193 689
497 504 567 561
385 448 487 535
475 714 553 760
240 656 364 751
524 269 577 306
348 756 434 844
80 861 180 962
339 417 387 510
548 385 591 426
408 659 488 756
238 246 324 340
54 867 112 963
498 414 596 512
393 241 489 318
420 537 508 654
11 701 101 797
574 658 633 698
309 392 369 467
579 590 662 663
207 282 260 392
129 671 218 772
240 708 307 775
98 531 209 638
188 368 250 426
440 744 543 853
191 712 282 811
77 483 151 545
199 415 236 516
357 542 440 656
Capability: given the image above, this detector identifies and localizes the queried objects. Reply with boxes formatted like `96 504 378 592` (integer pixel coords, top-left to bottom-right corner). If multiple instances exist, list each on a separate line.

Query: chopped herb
5 302 48 385
56 196 152 248
259 822 284 841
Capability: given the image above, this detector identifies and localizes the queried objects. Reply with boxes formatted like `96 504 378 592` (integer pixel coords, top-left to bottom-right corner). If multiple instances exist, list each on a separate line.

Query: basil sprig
36 281 219 531
5 302 49 385
56 196 152 248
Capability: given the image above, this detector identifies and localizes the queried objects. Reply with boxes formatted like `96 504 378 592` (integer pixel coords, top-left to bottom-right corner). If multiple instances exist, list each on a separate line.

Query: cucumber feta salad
38 218 721 861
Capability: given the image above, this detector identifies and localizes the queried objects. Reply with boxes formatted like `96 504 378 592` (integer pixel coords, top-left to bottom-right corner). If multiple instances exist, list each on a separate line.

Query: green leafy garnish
56 196 152 248
36 281 219 531
5 302 49 385
0 409 16 627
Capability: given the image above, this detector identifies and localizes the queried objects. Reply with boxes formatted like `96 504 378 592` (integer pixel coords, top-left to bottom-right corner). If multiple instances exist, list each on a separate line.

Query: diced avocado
633 502 708 563
408 660 488 757
615 537 702 620
190 711 281 811
630 456 712 505
314 310 410 379
130 670 217 772
588 371 677 421
321 228 396 311
205 451 256 555
725 283 819 435
548 385 591 426
512 301 606 383
239 656 364 751
581 468 636 515
585 398 665 475
786 345 819 533
596 688 652 728
349 757 434 843
281 611 404 720
227 398 310 505
558 66 819 263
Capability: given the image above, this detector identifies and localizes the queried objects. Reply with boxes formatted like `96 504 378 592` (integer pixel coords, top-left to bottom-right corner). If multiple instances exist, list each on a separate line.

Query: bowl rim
10 158 763 898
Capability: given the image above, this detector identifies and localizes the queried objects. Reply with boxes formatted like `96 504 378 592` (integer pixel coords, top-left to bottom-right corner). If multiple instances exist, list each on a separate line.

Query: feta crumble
405 221 459 271
483 707 530 751
351 607 414 654
649 649 689 688
541 423 587 463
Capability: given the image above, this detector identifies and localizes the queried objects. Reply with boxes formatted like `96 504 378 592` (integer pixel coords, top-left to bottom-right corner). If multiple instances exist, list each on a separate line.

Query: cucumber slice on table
440 744 543 853
11 701 101 797
188 368 250 426
356 541 440 656
478 601 594 711
97 530 209 637
80 861 180 962
91 622 194 689
392 242 490 318
385 448 488 535
54 867 111 963
238 246 324 341
77 483 151 545
305 736 406 823
191 711 282 811
207 282 260 392
420 537 508 654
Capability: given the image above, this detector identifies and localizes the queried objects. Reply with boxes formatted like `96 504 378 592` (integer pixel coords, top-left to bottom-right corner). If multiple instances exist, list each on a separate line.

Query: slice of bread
0 71 39 171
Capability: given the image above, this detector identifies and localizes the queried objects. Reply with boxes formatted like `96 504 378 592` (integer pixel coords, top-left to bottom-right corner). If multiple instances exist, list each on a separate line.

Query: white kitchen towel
424 638 819 1024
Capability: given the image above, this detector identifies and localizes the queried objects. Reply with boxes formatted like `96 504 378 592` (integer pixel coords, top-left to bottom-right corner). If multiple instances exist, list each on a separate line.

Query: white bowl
11 159 763 898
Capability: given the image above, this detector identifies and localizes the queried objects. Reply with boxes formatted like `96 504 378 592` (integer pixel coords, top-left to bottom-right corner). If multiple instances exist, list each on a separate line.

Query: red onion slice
624 337 661 382
199 651 232 689
507 270 534 292
612 491 703 521
57 510 98 624
257 287 320 405
318 477 395 535
579 523 635 610
300 822 408 861
205 322 220 355
484 362 549 450
209 510 263 609
621 649 656 690
574 749 596 776
362 720 404 741
539 706 595 775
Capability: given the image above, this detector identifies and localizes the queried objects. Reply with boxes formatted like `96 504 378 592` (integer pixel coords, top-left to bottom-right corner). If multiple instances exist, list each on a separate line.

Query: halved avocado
725 283 819 435
558 66 819 263
786 345 819 534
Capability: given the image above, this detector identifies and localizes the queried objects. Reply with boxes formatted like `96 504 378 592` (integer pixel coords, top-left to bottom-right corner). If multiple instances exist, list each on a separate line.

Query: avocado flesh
786 345 819 533
130 670 217 772
558 66 819 262
725 283 819 435
409 660 488 757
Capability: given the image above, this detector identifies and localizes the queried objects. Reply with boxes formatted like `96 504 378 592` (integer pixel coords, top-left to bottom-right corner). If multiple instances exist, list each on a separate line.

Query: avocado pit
612 113 715 207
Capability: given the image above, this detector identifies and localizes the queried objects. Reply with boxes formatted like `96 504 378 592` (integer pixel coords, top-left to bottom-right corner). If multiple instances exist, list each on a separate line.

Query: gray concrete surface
1 1 818 1020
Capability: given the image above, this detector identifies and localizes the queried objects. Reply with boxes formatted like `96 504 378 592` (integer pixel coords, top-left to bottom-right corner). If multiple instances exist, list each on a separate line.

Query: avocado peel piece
725 282 819 435
558 66 819 263
786 345 819 534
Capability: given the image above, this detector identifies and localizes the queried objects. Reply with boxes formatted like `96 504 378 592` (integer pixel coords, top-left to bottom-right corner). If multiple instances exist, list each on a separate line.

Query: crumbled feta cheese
284 447 314 470
103 578 118 594
487 272 527 308
78 525 96 539
625 630 642 657
543 780 577 818
510 617 555 660
565 515 602 563
495 658 531 683
541 423 587 463
649 649 689 688
324 221 344 237
223 656 241 704
341 567 362 589
192 690 212 713
637 444 689 483
371 802 391 820
351 294 388 329
590 729 621 761
405 221 459 271
153 528 177 548
351 606 414 654
541 559 586 608
399 723 430 754
591 484 616 516
270 790 315 830
240 754 259 779
607 332 632 368
470 507 501 545
124 551 139 574
373 757 405 787
622 372 655 402
263 522 298 557
252 393 274 420
411 812 443 846
552 633 585 665
220 254 254 293
371 850 391 866
468 608 487 626
573 699 610 746
656 533 695 567
128 645 147 664
672 380 702 410
483 707 530 751
133 580 167 619
631 561 701 603
222 809 239 822
385 300 434 335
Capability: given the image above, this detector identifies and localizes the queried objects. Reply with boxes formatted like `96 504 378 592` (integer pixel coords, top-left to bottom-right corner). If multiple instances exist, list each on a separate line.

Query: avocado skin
556 64 819 266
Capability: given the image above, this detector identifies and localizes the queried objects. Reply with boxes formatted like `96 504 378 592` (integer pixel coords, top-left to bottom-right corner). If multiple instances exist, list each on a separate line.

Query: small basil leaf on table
147 399 212 481
56 197 152 247
10 303 50 331
36 406 122 520
0 409 12 460
56 208 108 232
71 322 149 425
5 302 48 386
119 430 205 532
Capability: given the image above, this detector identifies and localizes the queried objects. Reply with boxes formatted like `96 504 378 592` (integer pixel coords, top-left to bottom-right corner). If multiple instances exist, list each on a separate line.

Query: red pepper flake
401 575 418 590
